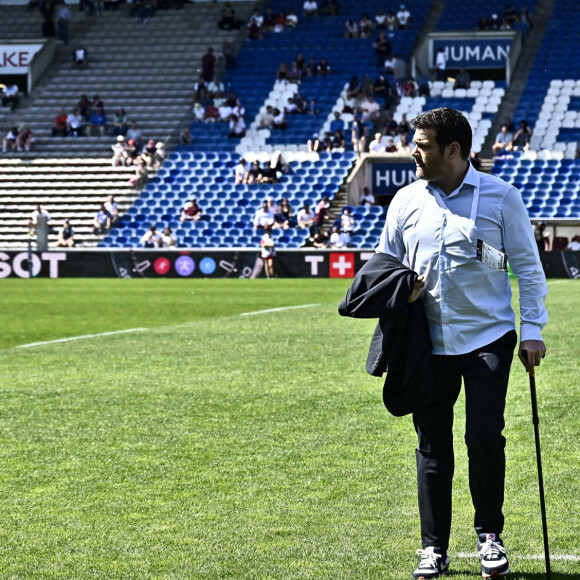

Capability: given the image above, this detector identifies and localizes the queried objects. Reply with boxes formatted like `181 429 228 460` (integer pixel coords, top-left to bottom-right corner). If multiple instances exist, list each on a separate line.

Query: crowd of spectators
492 119 532 156
345 5 410 38
476 5 532 39
246 6 298 39
276 53 331 83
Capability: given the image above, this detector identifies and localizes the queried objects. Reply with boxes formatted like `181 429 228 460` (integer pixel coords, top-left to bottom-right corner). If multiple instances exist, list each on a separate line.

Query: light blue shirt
376 162 548 355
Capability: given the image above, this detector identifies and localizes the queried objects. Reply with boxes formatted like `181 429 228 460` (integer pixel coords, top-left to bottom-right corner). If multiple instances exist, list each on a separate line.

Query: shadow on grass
447 572 575 579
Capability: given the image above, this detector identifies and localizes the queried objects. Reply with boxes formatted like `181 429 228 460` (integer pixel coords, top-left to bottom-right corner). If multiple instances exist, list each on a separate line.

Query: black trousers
413 330 517 551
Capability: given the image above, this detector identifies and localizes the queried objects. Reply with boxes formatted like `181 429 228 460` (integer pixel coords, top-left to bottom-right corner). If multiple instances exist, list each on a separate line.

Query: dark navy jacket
338 252 434 416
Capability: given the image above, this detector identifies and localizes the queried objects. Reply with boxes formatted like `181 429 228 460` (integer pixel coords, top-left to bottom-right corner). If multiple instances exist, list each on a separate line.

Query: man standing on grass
376 108 547 578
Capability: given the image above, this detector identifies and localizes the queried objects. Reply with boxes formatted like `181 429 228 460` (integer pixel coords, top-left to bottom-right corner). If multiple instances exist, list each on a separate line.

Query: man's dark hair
411 108 472 159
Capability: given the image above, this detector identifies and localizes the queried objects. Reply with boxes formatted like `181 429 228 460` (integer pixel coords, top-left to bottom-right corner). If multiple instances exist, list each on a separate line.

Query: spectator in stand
375 9 387 29
246 9 263 39
260 225 276 278
72 43 88 68
374 75 397 109
111 135 127 166
104 194 119 224
534 222 550 252
63 108 82 137
56 218 75 247
313 196 332 234
262 8 276 32
161 226 177 248
345 19 359 38
260 164 278 184
330 225 350 248
274 198 293 229
492 124 513 155
509 120 532 152
289 61 303 82
351 116 367 157
259 105 275 129
266 196 280 215
307 132 321 152
192 79 208 106
276 62 289 81
393 54 407 87
57 1 71 45
477 15 490 30
566 235 580 251
454 67 471 89
384 54 396 76
204 101 220 123
397 133 412 155
286 10 298 29
331 129 346 151
126 121 143 149
201 48 216 82
374 31 392 67
228 115 246 139
317 58 331 77
234 159 248 184
218 2 236 30
2 83 20 112
384 137 397 153
489 13 501 29
273 10 286 32
207 76 225 98
284 97 297 115
340 208 355 234
310 229 329 248
503 3 518 26
129 158 148 188
396 113 410 136
520 5 532 31
52 109 69 137
369 133 385 154
93 204 111 235
359 13 373 38
141 226 161 248
401 77 417 97
360 95 380 124
179 127 192 145
77 94 91 120
322 0 339 16
141 139 157 169
253 201 275 231
328 111 343 134
385 10 398 30
303 0 317 17
435 47 446 81
383 113 398 136
180 197 202 222
297 203 316 230
2 126 18 152
89 109 107 136
16 126 35 152
124 139 138 165
272 108 287 131
359 186 375 206
396 4 411 28
245 160 261 184
110 108 129 137
307 98 319 115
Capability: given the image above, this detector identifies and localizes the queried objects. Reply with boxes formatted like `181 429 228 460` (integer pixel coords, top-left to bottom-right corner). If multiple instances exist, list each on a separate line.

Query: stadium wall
0 249 578 279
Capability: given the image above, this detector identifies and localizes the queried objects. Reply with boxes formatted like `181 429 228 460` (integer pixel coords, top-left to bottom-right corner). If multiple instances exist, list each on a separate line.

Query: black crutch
524 354 551 580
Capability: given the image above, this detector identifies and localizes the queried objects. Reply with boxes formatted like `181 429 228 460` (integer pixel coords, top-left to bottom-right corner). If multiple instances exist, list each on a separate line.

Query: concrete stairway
0 1 255 248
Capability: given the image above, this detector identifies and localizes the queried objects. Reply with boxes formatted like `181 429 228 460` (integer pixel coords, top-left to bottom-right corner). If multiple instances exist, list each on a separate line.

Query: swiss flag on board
329 252 355 278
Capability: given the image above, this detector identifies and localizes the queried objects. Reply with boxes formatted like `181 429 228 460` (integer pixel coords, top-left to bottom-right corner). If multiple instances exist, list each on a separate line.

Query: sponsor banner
0 44 43 74
432 37 512 69
0 250 576 279
372 162 417 196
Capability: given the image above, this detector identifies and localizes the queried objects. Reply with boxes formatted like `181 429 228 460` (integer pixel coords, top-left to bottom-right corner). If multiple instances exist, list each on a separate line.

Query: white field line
17 328 148 349
240 304 320 316
455 552 580 561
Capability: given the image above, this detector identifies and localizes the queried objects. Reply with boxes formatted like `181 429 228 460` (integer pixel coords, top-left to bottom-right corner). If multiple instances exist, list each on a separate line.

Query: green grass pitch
0 278 578 579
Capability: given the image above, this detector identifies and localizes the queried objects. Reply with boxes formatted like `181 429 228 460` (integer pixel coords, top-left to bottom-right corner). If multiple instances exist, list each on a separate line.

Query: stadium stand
0 2 254 247
2 0 579 251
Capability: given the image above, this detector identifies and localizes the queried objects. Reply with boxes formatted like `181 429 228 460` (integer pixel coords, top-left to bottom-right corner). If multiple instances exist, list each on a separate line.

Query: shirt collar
426 161 480 198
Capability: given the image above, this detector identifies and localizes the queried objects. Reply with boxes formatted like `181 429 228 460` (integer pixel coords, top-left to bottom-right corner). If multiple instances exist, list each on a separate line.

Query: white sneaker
477 533 510 577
